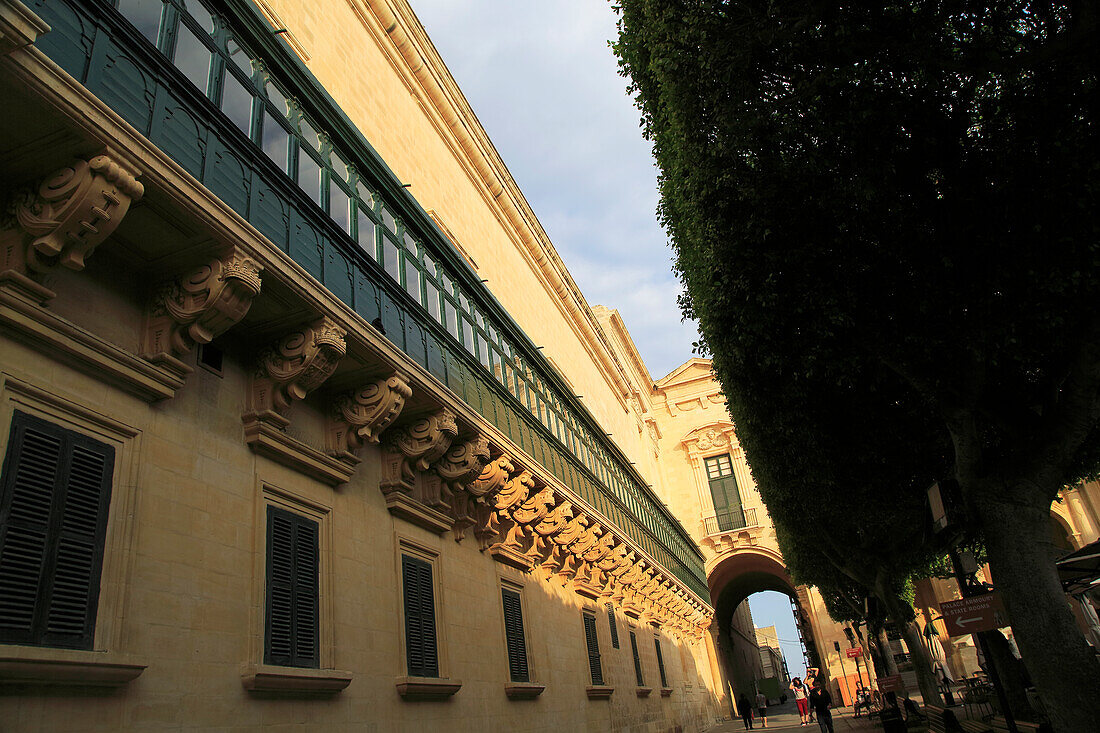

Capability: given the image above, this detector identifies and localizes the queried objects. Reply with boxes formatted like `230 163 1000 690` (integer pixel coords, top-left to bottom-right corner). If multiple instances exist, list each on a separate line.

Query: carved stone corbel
241 318 350 485
457 453 514 545
484 469 536 569
328 373 413 459
379 408 459 534
144 250 263 361
392 409 459 471
248 317 347 419
1 154 143 302
434 434 491 497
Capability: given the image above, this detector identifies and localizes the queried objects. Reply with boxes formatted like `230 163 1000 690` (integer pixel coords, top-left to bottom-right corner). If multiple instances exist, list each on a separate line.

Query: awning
1057 539 1100 595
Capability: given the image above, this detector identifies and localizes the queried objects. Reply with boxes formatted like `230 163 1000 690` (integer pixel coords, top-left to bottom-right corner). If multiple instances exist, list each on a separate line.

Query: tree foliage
614 2 1100 730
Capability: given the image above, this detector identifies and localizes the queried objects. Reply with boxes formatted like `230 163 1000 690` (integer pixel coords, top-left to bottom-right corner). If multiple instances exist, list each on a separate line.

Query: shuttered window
630 630 644 686
501 587 529 682
655 637 668 688
0 411 114 650
705 454 745 531
606 602 619 649
264 506 319 668
402 554 439 677
582 612 603 685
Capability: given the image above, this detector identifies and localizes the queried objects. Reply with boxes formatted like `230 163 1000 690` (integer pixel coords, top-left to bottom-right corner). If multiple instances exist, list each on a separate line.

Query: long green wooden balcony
24 0 709 599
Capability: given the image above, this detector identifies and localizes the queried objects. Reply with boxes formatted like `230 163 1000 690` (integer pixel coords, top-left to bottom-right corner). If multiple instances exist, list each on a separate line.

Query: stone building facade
0 0 726 730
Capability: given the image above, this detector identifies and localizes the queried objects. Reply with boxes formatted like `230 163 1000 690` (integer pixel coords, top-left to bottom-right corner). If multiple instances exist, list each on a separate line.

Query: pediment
655 358 714 388
680 421 737 451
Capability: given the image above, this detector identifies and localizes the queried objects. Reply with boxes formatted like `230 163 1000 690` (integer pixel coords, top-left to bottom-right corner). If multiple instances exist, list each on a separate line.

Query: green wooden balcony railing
26 0 709 600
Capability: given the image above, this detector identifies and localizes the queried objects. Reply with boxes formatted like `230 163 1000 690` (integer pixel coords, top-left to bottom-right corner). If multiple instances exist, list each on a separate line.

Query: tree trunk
876 626 901 677
977 491 1100 733
978 629 1034 721
882 592 944 706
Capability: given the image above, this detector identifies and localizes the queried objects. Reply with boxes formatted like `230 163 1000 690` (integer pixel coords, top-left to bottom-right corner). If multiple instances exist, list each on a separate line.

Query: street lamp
833 640 853 709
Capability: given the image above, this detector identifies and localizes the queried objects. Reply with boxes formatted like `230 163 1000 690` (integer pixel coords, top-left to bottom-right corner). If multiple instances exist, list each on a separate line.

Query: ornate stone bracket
0 154 143 302
144 250 263 360
242 318 348 485
328 373 413 460
484 469 536 570
248 317 347 419
453 453 514 544
379 409 459 533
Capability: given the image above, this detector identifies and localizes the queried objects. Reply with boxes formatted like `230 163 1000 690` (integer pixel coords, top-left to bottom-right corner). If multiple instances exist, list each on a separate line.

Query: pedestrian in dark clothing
737 693 755 729
808 680 834 733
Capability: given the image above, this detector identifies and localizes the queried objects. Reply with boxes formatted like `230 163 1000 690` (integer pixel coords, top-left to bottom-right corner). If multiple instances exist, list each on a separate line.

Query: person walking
790 677 810 726
755 690 768 728
808 678 835 733
804 667 819 722
737 692 755 729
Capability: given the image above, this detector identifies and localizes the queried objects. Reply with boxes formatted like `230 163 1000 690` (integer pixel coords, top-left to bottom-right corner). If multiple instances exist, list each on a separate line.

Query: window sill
240 664 352 694
636 686 653 697
661 687 673 697
505 681 546 699
0 645 146 687
586 685 615 700
395 675 462 700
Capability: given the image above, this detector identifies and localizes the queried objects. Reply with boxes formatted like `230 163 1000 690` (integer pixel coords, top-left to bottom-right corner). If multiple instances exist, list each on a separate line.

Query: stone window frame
496 572 545 698
242 479 349 693
680 422 751 532
393 531 461 700
0 374 146 687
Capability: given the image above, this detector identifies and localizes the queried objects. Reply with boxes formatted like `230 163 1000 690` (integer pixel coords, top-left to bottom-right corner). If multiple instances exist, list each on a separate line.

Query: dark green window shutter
606 602 619 649
580 607 607 682
630 630 644 686
705 454 744 531
402 554 438 677
0 411 114 650
655 637 668 688
264 506 319 668
501 587 529 682
582 612 603 685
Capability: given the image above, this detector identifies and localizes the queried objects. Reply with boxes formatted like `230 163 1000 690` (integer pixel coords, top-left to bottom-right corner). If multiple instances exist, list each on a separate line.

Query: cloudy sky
410 0 697 382
410 1 804 677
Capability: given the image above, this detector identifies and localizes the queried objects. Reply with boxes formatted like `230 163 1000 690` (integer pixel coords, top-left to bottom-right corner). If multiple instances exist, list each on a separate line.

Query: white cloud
412 1 701 379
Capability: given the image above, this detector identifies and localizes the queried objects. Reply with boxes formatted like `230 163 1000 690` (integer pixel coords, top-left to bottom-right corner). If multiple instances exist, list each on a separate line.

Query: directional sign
940 592 1007 636
879 675 905 692
845 646 863 659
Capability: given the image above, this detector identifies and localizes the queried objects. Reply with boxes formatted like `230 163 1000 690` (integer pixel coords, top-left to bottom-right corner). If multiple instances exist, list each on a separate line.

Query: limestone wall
0 330 718 731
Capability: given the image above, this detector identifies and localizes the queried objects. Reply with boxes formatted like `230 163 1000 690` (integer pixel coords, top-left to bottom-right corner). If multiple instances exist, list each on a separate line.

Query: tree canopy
614 2 1100 730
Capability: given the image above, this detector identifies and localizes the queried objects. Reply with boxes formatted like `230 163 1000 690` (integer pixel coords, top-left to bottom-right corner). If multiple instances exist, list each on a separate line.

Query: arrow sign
955 616 984 629
940 592 1007 636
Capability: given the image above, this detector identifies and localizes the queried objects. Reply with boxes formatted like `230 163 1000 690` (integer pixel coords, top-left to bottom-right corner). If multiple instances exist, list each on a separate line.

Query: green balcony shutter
606 602 619 649
582 612 603 685
630 630 644 686
403 554 438 677
501 587 529 682
0 411 114 650
264 507 319 668
705 454 743 531
655 637 668 688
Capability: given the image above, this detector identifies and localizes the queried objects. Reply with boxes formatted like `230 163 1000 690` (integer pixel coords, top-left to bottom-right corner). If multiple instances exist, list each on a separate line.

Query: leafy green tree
614 2 1100 729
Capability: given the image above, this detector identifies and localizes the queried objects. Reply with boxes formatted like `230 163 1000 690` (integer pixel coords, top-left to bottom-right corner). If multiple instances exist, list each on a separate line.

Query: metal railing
703 507 758 536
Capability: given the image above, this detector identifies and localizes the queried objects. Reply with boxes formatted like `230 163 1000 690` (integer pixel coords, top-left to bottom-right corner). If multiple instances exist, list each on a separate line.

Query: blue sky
411 1 701 380
749 591 808 681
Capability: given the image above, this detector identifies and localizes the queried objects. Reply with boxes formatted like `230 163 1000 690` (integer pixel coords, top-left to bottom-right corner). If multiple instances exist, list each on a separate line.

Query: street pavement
709 700 915 732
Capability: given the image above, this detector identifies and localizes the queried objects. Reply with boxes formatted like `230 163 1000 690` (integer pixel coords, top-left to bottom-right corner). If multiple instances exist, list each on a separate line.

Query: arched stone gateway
706 547 823 706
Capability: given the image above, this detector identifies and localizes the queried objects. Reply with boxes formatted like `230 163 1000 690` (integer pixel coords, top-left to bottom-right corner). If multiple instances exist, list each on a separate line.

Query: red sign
940 592 1007 636
879 675 905 692
845 646 863 659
